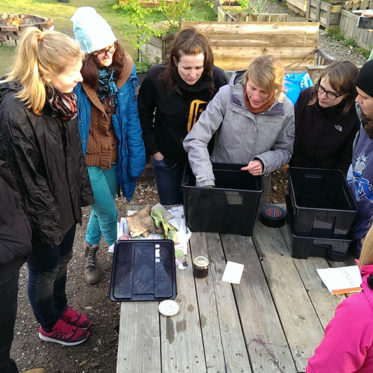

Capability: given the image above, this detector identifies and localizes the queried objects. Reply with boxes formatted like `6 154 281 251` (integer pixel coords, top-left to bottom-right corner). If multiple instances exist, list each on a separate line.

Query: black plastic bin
109 239 177 301
286 195 351 261
288 167 357 238
182 163 263 236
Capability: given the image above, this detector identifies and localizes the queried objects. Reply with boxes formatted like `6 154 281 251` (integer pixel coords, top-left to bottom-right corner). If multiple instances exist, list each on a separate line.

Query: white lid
158 300 180 317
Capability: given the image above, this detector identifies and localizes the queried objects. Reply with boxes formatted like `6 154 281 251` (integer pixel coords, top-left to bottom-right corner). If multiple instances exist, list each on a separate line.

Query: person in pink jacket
307 224 373 372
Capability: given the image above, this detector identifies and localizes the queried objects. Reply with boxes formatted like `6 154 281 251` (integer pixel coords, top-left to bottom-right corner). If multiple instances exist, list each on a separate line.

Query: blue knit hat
71 7 117 55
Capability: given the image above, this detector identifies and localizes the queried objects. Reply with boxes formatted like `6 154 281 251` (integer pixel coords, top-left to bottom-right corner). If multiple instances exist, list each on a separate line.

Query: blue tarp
284 72 313 105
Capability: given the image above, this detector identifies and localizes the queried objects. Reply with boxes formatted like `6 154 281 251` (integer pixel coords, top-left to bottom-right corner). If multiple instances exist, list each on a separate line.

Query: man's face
356 87 373 119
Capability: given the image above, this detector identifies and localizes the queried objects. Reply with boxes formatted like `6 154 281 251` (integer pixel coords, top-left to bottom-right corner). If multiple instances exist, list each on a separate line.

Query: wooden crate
177 21 320 71
285 0 308 16
306 0 343 28
0 13 53 44
343 0 372 10
339 9 373 49
218 7 288 22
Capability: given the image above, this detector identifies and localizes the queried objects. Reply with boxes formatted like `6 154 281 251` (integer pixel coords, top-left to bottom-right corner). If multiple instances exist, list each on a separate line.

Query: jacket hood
0 79 21 106
229 70 246 87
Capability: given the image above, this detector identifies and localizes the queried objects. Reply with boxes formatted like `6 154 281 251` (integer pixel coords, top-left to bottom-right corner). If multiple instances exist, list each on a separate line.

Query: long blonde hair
358 223 373 267
5 27 83 115
243 54 284 97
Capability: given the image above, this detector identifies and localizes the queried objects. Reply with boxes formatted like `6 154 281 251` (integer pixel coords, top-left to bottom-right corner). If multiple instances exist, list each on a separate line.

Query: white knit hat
71 7 117 54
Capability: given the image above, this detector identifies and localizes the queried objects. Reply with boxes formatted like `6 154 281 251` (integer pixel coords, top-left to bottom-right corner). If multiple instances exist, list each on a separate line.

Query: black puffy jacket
0 159 32 264
0 81 93 247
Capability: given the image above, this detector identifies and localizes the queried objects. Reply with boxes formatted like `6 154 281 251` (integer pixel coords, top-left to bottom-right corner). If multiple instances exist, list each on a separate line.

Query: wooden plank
190 232 251 372
117 302 161 372
160 248 206 373
221 234 297 372
280 224 345 329
181 21 320 36
252 222 325 372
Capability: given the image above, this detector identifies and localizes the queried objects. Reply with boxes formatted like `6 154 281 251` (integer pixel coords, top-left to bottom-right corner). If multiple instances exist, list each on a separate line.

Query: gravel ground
10 4 369 372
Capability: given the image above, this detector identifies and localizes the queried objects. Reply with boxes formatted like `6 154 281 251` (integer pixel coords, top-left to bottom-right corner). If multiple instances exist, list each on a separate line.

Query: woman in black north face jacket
0 27 94 351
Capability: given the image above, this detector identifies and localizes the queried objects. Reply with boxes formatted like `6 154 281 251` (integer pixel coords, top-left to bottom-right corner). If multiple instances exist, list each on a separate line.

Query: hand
152 152 164 161
241 160 263 176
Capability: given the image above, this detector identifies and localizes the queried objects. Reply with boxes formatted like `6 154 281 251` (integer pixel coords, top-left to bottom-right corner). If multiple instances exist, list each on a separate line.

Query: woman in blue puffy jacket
71 7 145 285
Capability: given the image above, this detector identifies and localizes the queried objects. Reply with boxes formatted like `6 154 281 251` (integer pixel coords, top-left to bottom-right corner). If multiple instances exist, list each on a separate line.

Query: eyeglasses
93 43 117 60
316 83 342 100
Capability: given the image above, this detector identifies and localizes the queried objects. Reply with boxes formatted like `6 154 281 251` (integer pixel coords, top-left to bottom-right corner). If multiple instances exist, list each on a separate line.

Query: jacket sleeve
307 294 373 373
126 69 146 179
0 160 32 264
255 99 295 175
0 110 61 246
183 88 227 186
138 74 159 156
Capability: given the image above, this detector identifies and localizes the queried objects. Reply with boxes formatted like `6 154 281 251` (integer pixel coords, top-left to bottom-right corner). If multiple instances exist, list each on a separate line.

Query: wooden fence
339 9 373 50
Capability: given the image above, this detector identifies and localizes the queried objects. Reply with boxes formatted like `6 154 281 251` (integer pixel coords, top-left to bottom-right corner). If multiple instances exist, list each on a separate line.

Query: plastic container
182 163 263 236
109 239 177 301
288 167 357 238
286 195 351 261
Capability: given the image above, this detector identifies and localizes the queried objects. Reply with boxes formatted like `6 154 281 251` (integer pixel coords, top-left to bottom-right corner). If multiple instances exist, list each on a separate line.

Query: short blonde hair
359 223 373 267
243 54 284 97
6 27 83 115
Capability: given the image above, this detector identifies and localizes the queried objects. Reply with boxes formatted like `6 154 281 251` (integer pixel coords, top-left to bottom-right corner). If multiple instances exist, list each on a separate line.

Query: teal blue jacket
75 65 145 201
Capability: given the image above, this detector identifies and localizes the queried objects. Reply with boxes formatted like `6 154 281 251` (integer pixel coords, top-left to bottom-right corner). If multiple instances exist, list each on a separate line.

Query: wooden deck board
116 218 354 373
221 234 297 372
253 222 325 372
190 232 251 373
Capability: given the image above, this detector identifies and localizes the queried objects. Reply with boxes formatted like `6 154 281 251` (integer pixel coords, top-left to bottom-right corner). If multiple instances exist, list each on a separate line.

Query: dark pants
0 257 24 373
27 225 75 332
151 157 184 205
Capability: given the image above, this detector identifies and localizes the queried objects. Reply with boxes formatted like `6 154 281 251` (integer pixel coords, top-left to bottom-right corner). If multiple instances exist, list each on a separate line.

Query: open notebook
316 266 362 295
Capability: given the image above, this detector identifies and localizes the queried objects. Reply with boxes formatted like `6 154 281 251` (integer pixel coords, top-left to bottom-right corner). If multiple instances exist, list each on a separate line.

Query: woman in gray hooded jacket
183 54 295 203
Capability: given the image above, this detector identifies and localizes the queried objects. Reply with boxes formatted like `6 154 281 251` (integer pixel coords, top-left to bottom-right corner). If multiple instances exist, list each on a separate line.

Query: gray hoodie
183 71 295 186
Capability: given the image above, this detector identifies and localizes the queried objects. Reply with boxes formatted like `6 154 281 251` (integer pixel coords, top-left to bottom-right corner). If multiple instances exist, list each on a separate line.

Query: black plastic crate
288 167 357 238
286 195 351 261
182 163 263 236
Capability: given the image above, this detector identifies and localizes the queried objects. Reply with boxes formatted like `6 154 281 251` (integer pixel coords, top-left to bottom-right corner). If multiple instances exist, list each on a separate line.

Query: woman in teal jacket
72 7 145 285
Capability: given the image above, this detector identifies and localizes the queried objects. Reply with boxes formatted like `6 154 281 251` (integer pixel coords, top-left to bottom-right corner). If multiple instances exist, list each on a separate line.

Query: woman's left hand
241 160 263 176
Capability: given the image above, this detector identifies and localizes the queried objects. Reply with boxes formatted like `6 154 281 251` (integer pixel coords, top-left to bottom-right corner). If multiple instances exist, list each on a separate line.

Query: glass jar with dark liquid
193 256 210 278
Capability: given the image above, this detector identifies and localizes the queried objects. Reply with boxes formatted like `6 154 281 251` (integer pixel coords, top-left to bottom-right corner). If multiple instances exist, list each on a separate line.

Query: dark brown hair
80 41 124 90
309 61 358 115
161 27 214 94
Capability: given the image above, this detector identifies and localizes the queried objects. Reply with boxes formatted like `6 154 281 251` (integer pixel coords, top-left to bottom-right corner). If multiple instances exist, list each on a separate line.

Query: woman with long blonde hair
0 27 93 353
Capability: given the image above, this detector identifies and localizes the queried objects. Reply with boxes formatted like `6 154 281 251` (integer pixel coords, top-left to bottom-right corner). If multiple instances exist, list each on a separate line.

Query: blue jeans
86 165 118 246
151 157 184 205
27 225 75 331
0 257 24 373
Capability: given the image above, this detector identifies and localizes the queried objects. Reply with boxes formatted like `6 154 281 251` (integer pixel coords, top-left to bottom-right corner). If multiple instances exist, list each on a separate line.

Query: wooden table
116 217 354 373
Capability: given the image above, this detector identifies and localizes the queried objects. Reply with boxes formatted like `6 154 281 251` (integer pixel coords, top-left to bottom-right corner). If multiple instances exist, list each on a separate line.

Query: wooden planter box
343 0 373 10
285 0 308 17
306 0 343 28
339 9 373 50
169 21 321 71
0 13 53 44
218 7 288 22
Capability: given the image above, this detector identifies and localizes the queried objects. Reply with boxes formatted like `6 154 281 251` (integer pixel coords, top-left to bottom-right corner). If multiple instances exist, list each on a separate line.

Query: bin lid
109 239 177 301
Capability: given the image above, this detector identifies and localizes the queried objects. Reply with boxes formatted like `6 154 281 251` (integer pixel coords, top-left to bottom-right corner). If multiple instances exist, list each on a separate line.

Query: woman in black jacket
0 160 31 373
290 61 360 173
138 27 228 204
0 28 93 348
